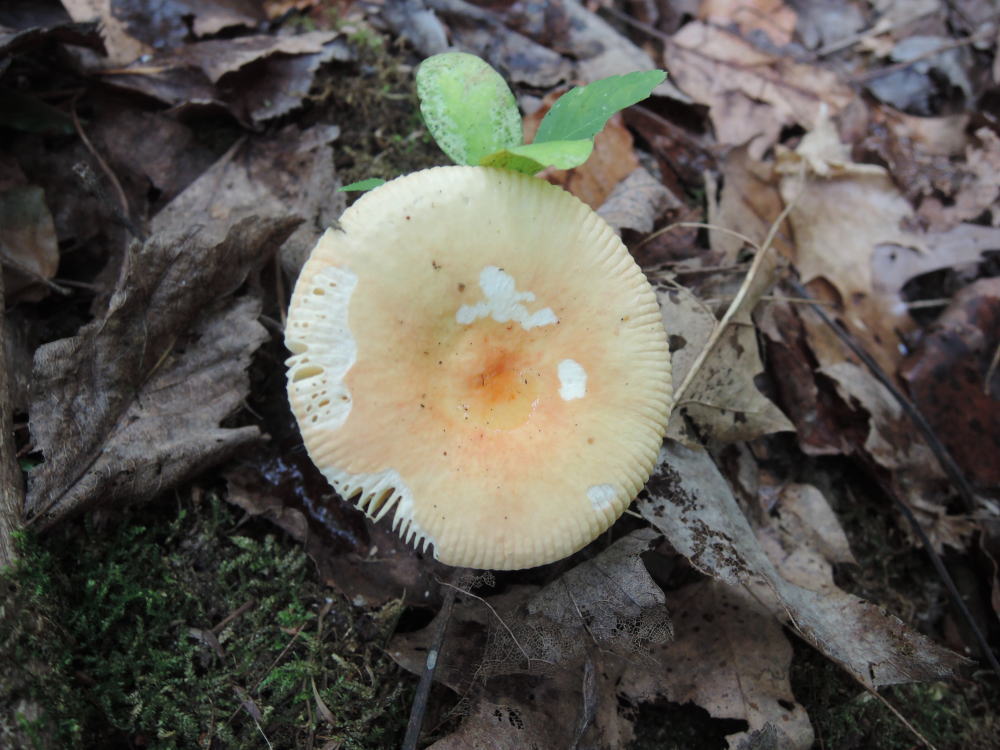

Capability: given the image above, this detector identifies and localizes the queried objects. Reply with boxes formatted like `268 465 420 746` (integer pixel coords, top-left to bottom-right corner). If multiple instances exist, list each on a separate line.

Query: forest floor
1 1 999 748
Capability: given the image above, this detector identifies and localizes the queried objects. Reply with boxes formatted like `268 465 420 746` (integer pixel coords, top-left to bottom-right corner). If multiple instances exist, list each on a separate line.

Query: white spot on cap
456 266 558 330
558 359 587 400
587 484 617 512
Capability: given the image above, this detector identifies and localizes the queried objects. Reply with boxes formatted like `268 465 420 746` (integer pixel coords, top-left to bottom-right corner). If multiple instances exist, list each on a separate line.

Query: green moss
791 641 999 750
305 30 443 193
0 495 413 749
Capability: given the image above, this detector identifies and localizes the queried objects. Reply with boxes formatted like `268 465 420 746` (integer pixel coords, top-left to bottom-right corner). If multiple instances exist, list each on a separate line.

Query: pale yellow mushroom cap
285 166 672 570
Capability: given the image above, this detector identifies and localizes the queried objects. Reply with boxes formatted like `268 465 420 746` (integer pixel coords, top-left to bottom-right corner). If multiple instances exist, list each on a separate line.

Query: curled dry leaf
621 579 814 750
757 302 854 455
666 21 854 157
638 441 970 688
61 0 151 66
26 216 299 528
104 33 353 126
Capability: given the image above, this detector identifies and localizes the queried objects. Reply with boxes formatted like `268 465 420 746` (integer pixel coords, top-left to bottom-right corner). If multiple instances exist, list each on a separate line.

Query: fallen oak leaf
26 216 299 528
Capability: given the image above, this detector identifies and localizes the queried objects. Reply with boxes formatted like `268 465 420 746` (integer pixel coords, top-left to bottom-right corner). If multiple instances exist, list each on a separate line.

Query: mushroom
285 166 672 570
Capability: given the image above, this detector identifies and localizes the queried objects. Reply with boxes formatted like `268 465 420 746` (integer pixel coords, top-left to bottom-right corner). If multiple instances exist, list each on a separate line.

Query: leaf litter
2 0 999 748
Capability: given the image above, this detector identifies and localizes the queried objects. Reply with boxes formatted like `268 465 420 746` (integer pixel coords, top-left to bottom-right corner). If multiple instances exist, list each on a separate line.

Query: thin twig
402 575 460 750
985 343 1000 398
858 676 938 750
788 279 1000 681
852 28 996 83
0 249 72 296
70 96 130 220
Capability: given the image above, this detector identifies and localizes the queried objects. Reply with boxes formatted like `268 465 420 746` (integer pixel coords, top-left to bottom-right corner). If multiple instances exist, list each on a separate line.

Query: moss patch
0 494 413 749
304 27 444 194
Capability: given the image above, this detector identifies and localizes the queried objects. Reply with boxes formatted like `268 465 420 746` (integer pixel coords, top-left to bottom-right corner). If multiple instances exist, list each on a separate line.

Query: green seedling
340 52 665 191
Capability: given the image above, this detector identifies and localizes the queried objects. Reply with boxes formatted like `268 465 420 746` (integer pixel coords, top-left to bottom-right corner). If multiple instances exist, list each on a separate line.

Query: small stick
402 573 462 750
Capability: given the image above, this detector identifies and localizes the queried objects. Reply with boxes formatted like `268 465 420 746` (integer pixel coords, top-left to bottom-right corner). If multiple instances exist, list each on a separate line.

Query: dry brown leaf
151 124 343 274
819 359 978 552
757 302 854 455
26 216 298 528
392 531 669 748
109 0 266 49
669 242 794 443
0 186 59 301
698 0 798 47
481 529 670 678
918 128 1000 230
638 441 970 687
654 278 717 392
597 167 676 234
776 114 925 375
666 21 854 157
622 579 814 749
706 145 791 264
61 0 150 66
900 278 1000 487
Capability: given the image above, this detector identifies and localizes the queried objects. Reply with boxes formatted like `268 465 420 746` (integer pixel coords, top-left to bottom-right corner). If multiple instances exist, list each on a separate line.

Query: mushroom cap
285 166 672 570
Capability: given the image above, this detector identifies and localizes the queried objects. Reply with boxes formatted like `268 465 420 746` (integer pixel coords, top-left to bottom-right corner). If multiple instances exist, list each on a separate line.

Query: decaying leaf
0 185 59 301
918 128 1000 230
819 359 978 552
638 441 970 688
26 216 298 528
622 579 814 750
706 146 791 264
392 530 670 747
481 529 671 677
666 21 854 157
151 123 342 274
597 166 676 235
776 113 926 374
668 242 794 443
100 31 353 126
900 278 1000 487
757 301 854 455
699 0 798 47
654 278 717 391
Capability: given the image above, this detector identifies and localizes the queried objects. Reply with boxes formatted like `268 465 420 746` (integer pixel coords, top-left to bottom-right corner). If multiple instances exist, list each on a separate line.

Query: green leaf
479 140 595 174
534 70 666 143
338 178 386 192
416 52 522 166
